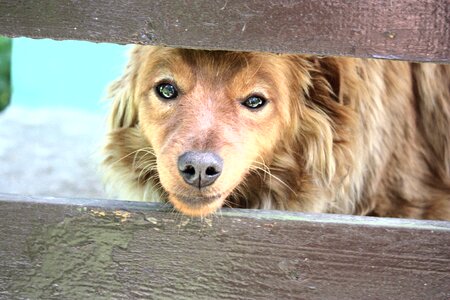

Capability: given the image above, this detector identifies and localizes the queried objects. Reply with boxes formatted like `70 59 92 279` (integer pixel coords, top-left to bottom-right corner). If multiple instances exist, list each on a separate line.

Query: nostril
182 165 196 176
205 166 219 176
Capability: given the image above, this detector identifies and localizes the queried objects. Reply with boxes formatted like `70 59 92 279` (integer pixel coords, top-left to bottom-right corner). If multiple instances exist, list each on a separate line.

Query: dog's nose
177 151 223 188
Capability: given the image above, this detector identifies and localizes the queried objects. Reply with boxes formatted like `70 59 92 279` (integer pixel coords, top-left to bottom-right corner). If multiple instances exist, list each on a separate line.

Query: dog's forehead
146 47 280 81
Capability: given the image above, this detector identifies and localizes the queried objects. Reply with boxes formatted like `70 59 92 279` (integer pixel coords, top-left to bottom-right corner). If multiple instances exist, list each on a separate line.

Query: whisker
249 166 266 182
132 148 156 168
231 182 250 208
132 149 158 184
109 148 151 166
222 198 236 211
137 164 153 184
250 164 297 196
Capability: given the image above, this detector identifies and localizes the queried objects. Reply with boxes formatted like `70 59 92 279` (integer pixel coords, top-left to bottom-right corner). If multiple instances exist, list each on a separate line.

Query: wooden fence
1 0 449 62
1 194 449 299
0 0 449 299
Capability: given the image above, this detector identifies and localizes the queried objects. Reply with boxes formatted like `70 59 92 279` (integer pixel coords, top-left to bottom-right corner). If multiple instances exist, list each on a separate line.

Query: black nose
177 151 223 188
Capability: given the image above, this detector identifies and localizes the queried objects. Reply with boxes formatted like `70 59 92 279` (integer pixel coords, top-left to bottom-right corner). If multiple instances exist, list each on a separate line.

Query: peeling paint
8 212 153 299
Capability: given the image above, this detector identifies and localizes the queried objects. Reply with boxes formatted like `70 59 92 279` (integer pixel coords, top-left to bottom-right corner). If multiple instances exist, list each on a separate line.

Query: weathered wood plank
0 0 449 62
0 194 449 299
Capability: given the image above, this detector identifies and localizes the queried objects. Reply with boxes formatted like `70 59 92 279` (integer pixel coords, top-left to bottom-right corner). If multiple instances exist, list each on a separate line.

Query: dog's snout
178 151 223 188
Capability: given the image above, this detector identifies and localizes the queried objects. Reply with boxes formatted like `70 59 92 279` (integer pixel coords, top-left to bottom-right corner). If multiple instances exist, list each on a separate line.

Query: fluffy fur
102 46 450 220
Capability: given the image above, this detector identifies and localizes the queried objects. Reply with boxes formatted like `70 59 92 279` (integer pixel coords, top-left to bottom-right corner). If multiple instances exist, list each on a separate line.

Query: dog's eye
241 95 267 110
156 83 178 100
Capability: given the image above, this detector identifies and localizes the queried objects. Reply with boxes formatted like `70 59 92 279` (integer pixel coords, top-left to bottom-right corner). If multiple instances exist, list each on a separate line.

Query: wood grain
0 0 449 62
0 194 449 299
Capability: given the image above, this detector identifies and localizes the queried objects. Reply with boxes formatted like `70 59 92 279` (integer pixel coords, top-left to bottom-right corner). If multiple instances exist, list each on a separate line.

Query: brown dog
102 46 450 220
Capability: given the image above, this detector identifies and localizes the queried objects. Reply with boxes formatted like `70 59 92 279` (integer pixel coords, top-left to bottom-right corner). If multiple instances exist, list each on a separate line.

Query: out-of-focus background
0 37 130 199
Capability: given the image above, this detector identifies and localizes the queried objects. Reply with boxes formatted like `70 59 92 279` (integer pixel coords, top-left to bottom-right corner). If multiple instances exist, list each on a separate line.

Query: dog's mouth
174 192 223 206
168 192 226 217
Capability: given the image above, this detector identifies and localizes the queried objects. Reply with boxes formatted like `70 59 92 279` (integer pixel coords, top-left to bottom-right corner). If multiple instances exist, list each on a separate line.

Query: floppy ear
297 103 337 186
312 57 343 103
107 47 143 131
292 57 354 186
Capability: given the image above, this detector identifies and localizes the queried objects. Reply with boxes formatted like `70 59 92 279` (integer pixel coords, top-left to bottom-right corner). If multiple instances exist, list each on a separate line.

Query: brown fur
102 46 450 220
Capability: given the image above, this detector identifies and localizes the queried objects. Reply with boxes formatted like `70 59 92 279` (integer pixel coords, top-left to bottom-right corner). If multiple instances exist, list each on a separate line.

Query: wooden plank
0 194 449 299
0 0 449 63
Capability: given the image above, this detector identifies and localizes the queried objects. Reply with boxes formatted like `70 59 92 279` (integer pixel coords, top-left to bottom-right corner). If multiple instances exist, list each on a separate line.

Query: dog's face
122 47 305 216
106 47 350 216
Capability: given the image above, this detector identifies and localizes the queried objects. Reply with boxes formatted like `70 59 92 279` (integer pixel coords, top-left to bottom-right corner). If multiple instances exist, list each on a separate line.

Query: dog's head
105 46 351 216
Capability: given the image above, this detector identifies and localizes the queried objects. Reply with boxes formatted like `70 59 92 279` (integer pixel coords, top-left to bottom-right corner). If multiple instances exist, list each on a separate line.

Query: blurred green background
0 37 11 111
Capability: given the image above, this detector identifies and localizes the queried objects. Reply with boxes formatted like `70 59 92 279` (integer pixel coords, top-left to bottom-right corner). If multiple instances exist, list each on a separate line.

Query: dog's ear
107 47 143 130
308 57 343 104
290 56 354 186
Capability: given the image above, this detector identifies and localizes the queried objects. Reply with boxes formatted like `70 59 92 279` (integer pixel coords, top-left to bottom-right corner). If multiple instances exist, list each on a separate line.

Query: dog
102 45 450 220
